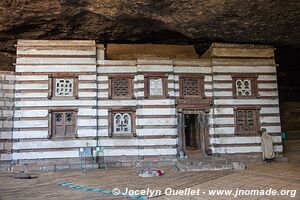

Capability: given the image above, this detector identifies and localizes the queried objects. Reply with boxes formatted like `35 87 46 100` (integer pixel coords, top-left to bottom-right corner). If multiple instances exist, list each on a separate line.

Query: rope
58 182 147 200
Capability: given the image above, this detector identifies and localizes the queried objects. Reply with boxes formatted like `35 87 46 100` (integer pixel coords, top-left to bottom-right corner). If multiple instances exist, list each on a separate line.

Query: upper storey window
179 74 205 98
183 78 200 96
48 75 78 99
236 79 252 96
112 78 130 97
55 78 74 96
109 74 134 99
144 73 168 98
109 75 134 99
149 78 163 96
232 75 258 98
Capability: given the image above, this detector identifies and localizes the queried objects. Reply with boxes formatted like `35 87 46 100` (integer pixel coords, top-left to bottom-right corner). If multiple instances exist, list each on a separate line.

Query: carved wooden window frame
48 74 78 99
179 74 205 99
234 106 261 135
108 74 135 99
48 109 78 139
144 73 169 98
108 108 136 138
232 74 258 99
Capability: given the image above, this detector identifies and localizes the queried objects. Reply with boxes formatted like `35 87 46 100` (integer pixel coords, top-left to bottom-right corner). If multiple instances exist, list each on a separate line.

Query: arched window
113 112 131 133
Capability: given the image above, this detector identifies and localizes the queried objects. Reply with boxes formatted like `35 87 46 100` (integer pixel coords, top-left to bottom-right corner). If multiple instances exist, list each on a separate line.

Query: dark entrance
184 114 199 150
179 110 210 157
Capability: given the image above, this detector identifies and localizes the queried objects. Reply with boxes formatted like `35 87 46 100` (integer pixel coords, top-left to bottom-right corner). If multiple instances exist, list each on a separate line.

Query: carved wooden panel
235 108 259 134
179 74 205 99
52 111 77 138
183 78 200 96
112 78 130 97
176 98 211 109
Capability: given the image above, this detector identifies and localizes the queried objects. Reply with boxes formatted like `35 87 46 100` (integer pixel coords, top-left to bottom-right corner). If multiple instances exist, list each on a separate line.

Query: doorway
184 114 199 150
179 110 210 157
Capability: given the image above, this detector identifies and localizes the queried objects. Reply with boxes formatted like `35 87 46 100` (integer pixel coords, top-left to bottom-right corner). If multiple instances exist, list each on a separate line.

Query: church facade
0 40 283 170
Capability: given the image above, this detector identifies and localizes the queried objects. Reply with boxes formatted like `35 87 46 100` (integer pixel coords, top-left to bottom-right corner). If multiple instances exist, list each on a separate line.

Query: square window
149 78 163 96
183 78 200 96
55 78 74 96
48 75 78 99
50 110 77 139
232 75 258 98
112 78 130 97
109 75 134 99
179 74 205 98
236 79 252 96
235 107 260 135
144 73 168 98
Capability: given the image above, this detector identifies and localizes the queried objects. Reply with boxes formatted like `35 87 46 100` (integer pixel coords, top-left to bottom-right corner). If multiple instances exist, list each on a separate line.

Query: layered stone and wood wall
95 57 213 164
0 71 14 171
0 40 284 171
207 43 282 157
97 59 178 164
13 40 98 170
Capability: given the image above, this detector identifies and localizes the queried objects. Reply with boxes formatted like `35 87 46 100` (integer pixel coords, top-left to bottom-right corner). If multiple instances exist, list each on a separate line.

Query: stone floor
0 140 299 200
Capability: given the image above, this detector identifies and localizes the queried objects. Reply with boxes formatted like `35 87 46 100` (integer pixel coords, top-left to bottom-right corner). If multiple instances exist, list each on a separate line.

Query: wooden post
177 109 185 153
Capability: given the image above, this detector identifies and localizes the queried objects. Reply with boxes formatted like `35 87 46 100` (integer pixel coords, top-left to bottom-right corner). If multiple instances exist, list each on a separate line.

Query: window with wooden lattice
48 75 78 99
234 107 260 135
232 75 258 98
179 74 205 98
50 110 77 139
55 78 74 96
109 75 134 99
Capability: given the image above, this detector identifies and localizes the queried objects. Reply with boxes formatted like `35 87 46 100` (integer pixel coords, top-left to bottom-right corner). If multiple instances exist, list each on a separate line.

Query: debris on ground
138 169 165 177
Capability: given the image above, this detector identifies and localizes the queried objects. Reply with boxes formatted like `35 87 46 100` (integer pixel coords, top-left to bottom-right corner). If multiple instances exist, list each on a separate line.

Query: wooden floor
0 140 299 200
0 168 232 200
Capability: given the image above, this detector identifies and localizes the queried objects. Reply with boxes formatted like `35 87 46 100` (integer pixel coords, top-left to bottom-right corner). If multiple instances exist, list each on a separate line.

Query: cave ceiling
0 0 299 70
